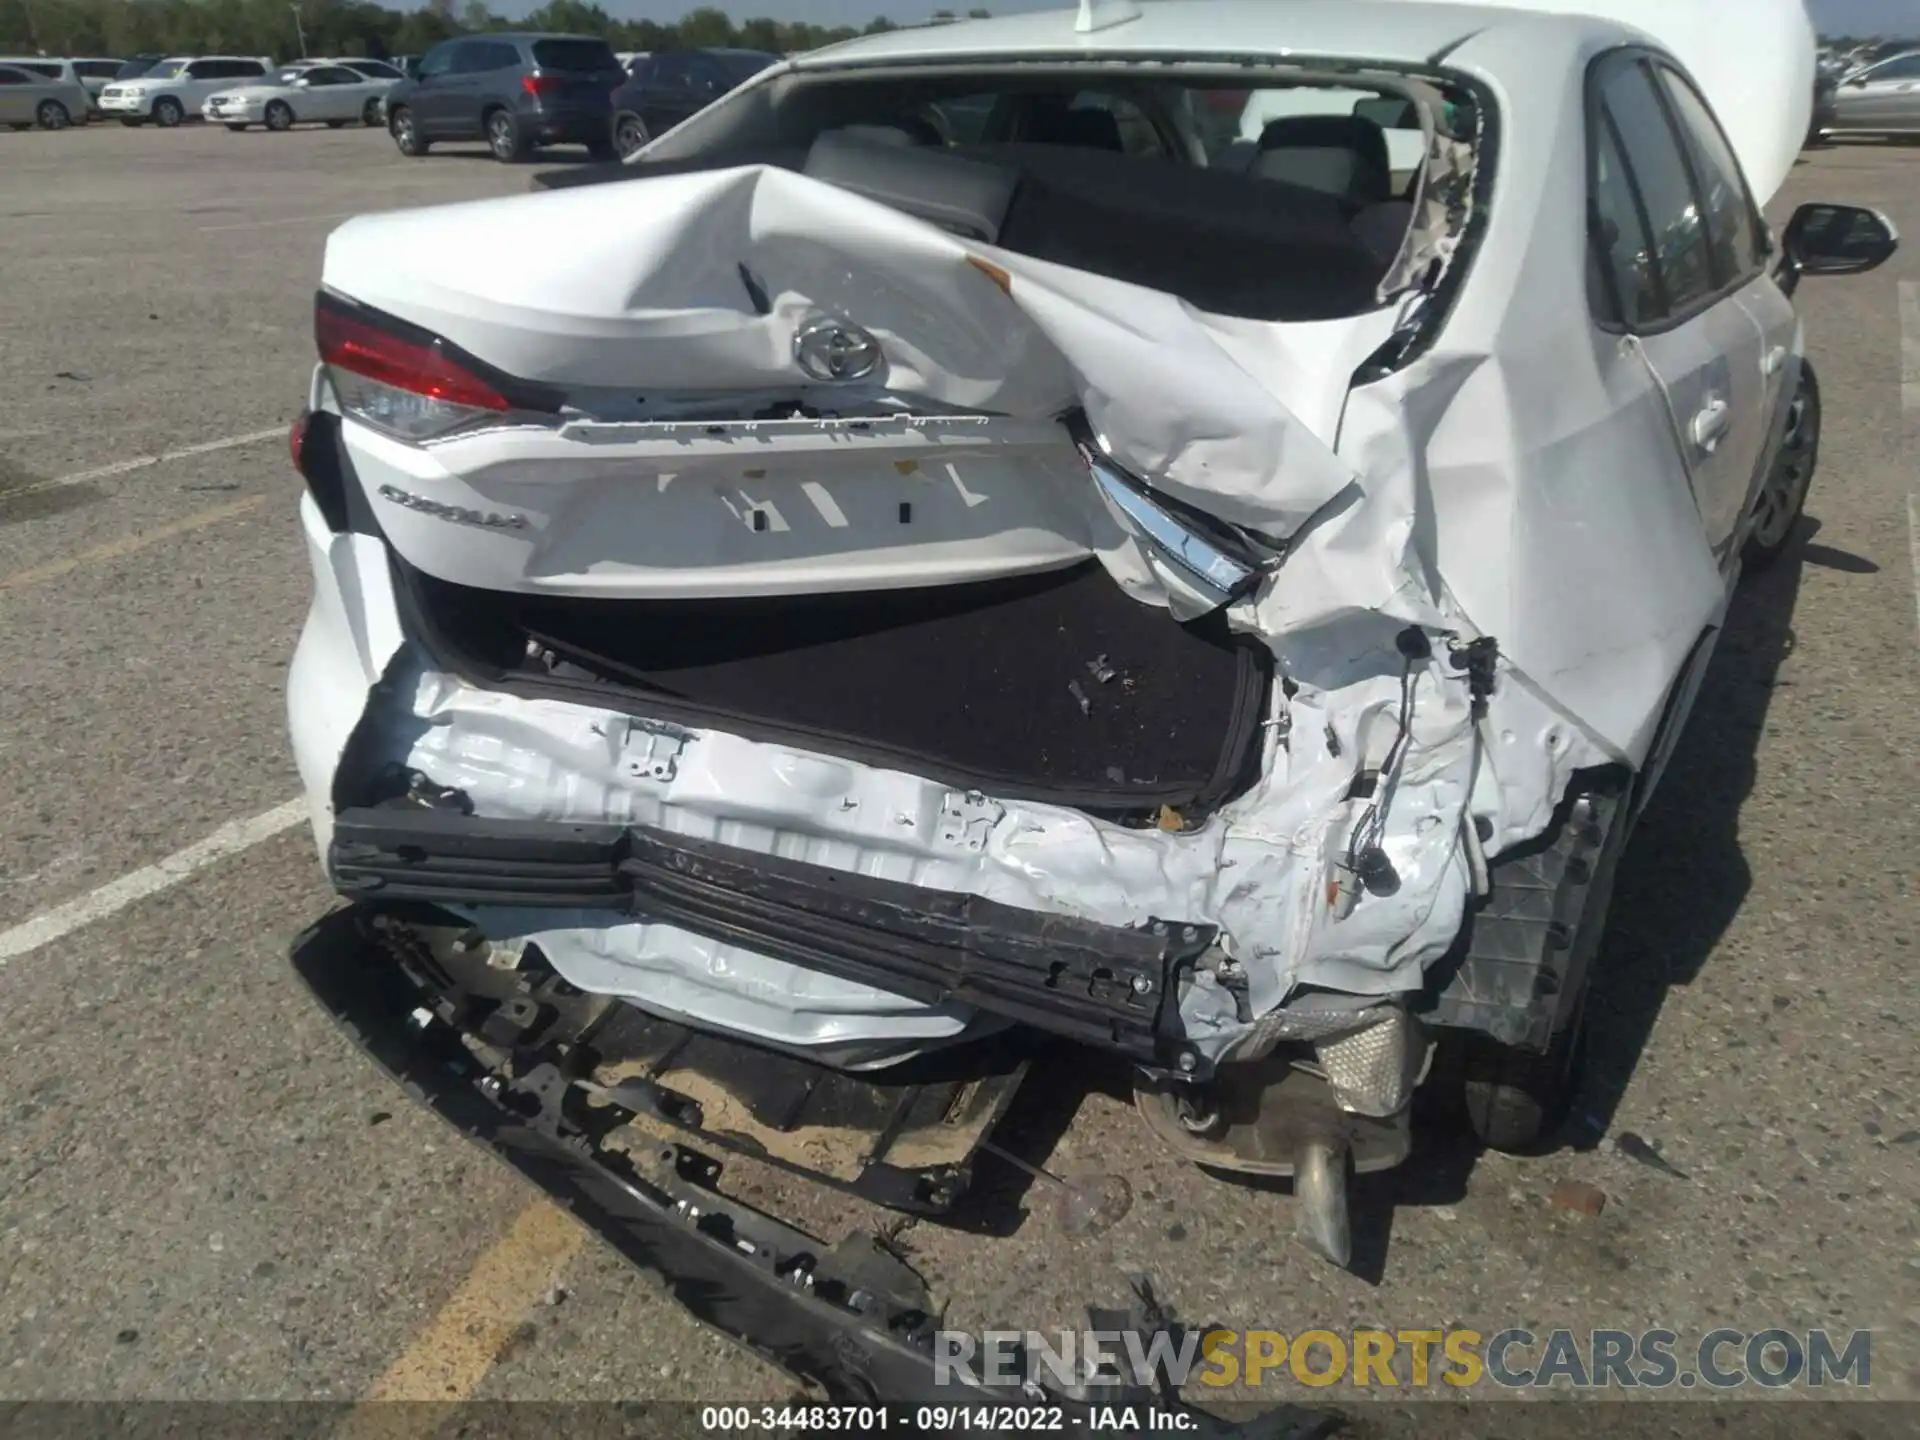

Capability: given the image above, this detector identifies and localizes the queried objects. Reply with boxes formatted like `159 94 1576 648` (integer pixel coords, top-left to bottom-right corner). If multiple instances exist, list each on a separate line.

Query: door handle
1762 345 1787 376
1690 397 1731 452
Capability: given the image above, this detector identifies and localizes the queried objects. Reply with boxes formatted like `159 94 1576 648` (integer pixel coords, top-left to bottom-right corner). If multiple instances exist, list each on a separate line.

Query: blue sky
490 0 1916 35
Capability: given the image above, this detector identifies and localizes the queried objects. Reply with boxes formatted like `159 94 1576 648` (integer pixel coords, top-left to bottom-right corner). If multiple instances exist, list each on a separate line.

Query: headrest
1026 104 1125 152
1250 114 1392 204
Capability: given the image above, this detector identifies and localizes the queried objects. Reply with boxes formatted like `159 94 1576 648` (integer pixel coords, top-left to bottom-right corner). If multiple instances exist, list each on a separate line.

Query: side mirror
1781 203 1899 290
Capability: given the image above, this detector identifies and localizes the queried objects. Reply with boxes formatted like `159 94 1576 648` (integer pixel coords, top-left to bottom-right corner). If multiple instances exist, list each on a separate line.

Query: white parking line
1901 282 1919 415
0 799 307 966
4 428 284 500
1909 492 1920 651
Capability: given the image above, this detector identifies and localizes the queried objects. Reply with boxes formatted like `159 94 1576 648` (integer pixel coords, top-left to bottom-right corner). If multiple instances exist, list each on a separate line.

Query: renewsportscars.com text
933 1326 1872 1390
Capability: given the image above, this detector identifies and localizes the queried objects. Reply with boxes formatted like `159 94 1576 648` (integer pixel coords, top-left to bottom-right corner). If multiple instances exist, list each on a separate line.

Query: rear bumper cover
329 802 1218 1073
289 905 1336 1435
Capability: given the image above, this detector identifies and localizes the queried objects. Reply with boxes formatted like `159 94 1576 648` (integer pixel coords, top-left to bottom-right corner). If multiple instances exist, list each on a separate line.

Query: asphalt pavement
0 122 1915 1414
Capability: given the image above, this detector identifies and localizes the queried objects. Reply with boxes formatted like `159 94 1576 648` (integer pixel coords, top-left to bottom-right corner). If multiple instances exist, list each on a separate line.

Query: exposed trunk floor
403 558 1272 815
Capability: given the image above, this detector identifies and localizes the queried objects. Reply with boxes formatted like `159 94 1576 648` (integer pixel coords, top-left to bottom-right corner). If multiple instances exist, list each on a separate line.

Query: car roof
460 33 609 44
791 0 1585 69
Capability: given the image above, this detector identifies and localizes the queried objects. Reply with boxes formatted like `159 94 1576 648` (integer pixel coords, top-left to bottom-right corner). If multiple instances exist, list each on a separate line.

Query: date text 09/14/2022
699 1405 1196 1431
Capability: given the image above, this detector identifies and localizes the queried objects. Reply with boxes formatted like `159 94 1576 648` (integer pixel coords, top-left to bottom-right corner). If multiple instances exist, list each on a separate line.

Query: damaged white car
286 0 1894 1410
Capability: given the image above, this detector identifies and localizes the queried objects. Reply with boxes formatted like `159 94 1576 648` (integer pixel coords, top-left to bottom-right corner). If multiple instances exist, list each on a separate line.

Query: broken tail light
315 291 556 444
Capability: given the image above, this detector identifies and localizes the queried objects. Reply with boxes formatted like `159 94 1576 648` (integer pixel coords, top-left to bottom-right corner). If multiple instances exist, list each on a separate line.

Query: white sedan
203 64 393 131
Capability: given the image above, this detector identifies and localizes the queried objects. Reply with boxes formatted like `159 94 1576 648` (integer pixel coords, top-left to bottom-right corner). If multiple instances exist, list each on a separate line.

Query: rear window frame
531 38 623 74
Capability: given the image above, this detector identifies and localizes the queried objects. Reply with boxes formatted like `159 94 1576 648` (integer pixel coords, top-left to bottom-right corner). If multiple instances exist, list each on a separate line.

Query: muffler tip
1293 1138 1352 1269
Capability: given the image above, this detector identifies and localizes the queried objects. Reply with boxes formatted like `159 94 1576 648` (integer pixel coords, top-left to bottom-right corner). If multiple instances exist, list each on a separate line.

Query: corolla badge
378 484 527 531
792 316 883 383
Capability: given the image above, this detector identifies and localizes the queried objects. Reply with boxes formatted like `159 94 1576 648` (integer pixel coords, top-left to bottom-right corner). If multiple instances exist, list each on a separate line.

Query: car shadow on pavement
1573 520 1821 1150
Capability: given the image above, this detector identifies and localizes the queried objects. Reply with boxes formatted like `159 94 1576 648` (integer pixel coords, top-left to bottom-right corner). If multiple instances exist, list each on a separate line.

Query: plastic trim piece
328 805 1221 1070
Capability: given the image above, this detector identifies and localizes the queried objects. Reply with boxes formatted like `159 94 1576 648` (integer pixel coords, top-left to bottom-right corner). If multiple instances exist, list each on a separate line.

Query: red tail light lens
315 296 537 443
316 304 510 412
521 73 562 98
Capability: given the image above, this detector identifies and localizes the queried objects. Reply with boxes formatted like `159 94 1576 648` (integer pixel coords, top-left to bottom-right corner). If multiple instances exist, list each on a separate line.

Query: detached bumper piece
329 804 1219 1072
290 906 1336 1437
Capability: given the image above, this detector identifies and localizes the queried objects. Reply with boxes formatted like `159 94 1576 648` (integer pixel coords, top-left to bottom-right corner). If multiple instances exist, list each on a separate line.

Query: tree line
0 0 996 64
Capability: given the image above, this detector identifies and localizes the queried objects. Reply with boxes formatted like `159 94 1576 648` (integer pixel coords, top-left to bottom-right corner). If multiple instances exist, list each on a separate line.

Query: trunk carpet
405 559 1271 814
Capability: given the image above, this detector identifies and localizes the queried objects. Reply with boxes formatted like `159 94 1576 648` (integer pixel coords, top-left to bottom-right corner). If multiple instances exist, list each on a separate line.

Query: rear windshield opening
613 68 1475 323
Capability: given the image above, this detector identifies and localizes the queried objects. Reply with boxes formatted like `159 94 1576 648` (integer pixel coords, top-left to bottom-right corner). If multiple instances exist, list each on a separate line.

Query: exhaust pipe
1293 1137 1352 1268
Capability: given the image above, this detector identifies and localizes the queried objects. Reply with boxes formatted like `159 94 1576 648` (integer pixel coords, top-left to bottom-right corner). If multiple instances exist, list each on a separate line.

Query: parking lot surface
1 123 1916 1411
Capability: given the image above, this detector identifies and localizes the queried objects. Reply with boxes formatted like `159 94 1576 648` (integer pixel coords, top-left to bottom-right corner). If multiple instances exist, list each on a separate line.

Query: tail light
316 293 530 443
521 73 562 98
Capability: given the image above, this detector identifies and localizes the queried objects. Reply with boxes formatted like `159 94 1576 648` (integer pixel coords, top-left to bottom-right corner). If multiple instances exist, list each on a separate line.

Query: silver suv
97 55 272 127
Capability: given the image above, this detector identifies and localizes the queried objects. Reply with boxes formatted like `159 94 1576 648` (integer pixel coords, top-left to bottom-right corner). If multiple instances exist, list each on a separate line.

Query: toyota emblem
792 316 883 383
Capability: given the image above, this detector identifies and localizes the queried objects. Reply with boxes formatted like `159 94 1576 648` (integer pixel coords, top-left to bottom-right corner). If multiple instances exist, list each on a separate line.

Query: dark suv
611 48 778 156
386 33 624 162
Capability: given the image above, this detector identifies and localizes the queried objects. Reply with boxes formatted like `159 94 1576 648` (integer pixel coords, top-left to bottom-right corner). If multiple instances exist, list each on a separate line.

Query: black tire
36 99 71 131
361 98 382 127
152 96 184 127
1742 361 1820 572
485 106 528 163
613 111 648 158
225 122 249 132
265 100 295 132
1457 995 1590 1153
390 106 429 156
119 117 143 127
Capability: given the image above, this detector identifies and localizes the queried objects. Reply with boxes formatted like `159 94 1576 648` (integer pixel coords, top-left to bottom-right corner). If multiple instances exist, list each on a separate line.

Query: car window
417 43 457 79
76 61 121 79
307 67 360 86
235 60 267 78
649 54 691 87
1588 114 1661 328
531 39 620 73
1652 64 1763 282
1865 54 1920 80
184 60 215 79
15 61 61 79
686 56 731 94
0 67 27 86
349 61 402 80
1593 57 1715 324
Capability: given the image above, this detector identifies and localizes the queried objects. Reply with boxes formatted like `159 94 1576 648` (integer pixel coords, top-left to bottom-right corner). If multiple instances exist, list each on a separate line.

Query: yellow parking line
0 493 268 594
337 1200 584 1431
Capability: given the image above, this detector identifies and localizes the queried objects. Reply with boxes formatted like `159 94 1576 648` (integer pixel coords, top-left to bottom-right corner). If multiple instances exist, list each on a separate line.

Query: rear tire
265 100 295 132
152 96 184 127
390 106 429 156
1742 361 1820 572
36 99 71 130
1457 996 1590 1153
613 111 648 158
485 106 528 162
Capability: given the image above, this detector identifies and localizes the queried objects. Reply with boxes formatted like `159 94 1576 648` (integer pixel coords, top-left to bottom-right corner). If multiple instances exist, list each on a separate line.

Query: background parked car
205 62 402 132
610 48 776 156
384 33 624 162
98 56 273 127
1826 49 1920 138
112 53 167 82
0 62 90 129
67 57 125 113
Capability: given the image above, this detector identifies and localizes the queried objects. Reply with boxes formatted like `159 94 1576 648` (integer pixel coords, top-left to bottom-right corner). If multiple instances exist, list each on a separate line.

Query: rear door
455 40 521 133
1588 52 1771 565
302 65 364 121
638 51 696 132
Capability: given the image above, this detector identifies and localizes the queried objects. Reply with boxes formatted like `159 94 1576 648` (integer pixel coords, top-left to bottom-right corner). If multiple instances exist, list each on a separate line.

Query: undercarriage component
1419 788 1627 1050
328 805 1221 1074
1133 1058 1412 1178
1291 1138 1352 1268
366 910 1027 1213
289 905 1337 1436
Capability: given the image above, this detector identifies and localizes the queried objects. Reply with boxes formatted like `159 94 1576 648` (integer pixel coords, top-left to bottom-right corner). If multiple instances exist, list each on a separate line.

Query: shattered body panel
294 2 1811 1067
